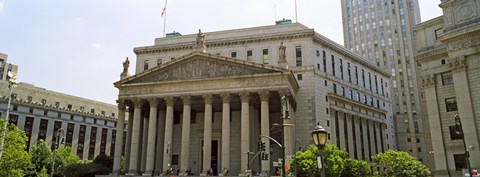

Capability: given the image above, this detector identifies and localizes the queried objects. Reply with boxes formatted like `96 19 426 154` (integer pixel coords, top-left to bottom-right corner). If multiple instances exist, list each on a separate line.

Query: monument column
155 109 166 175
361 118 369 160
346 114 355 158
368 120 376 156
354 117 362 160
125 106 134 171
239 92 251 175
220 93 231 174
112 100 126 174
145 98 159 175
162 96 176 174
202 94 213 175
259 90 270 173
128 98 143 174
338 112 346 150
180 95 192 174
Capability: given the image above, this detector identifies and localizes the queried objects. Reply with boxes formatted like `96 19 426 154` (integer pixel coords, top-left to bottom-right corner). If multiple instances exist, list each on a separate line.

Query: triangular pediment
118 52 288 85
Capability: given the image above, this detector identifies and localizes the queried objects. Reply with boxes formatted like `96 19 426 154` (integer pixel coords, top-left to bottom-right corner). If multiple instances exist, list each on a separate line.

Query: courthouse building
414 0 480 176
0 53 119 161
112 22 395 176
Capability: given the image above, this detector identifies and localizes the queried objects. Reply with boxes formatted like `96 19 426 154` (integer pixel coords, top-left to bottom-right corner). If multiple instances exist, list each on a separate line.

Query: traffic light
262 153 269 160
258 141 266 152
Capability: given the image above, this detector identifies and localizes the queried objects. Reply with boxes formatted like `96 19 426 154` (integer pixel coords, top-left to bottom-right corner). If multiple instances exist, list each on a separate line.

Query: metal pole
455 115 473 177
319 148 325 177
0 82 14 159
294 0 298 22
51 128 64 177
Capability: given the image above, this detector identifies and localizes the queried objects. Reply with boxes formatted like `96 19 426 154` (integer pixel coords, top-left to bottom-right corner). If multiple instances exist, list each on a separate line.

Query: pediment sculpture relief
128 58 274 84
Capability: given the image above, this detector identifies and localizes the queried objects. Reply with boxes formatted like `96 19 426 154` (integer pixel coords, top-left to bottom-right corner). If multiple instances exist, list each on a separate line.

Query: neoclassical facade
414 0 480 176
112 22 395 176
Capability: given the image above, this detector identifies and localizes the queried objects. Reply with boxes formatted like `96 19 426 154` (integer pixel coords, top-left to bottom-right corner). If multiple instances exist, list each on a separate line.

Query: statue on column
278 42 288 68
121 57 131 79
196 29 207 52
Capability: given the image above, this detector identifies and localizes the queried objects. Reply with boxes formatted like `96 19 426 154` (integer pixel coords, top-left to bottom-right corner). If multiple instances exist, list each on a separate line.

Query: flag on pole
161 7 166 17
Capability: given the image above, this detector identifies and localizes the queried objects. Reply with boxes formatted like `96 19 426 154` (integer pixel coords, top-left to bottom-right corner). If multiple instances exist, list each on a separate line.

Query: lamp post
0 71 17 159
454 114 473 177
311 123 327 177
293 139 302 177
51 128 65 177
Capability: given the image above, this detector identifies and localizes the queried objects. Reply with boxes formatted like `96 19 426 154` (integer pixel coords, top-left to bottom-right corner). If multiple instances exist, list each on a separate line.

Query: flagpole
163 0 168 37
295 0 298 22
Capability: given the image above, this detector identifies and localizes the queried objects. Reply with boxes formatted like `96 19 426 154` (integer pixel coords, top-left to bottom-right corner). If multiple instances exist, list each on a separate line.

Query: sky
0 0 442 105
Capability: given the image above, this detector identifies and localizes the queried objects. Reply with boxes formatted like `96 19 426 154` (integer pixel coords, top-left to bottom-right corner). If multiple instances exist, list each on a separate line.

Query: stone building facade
112 22 395 176
340 0 433 167
414 0 480 176
0 55 119 161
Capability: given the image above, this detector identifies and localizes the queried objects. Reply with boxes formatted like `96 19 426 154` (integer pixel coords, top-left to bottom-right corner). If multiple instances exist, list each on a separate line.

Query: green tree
0 119 33 177
372 150 431 177
290 145 321 177
29 140 53 175
323 144 348 177
341 158 371 177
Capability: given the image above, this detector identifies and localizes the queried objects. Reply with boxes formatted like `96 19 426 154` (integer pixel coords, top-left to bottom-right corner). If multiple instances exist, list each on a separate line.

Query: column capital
421 74 436 88
117 99 126 110
220 93 231 103
278 89 291 98
132 98 144 108
181 95 192 106
258 90 270 101
203 94 213 104
448 55 467 72
148 98 159 107
164 96 176 106
239 92 250 102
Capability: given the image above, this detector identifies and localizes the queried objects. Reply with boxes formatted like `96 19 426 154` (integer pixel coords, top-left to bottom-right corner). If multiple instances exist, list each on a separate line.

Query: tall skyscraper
341 0 432 167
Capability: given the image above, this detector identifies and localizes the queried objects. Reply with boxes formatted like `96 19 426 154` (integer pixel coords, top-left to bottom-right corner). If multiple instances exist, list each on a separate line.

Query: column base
125 172 137 176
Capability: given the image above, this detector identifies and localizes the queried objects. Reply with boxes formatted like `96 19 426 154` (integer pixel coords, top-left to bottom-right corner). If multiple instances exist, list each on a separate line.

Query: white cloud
90 43 105 49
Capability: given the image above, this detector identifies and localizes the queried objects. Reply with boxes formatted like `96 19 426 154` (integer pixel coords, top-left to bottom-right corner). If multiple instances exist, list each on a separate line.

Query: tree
29 140 53 176
372 150 431 177
63 154 114 177
55 146 81 176
289 144 371 177
0 119 33 177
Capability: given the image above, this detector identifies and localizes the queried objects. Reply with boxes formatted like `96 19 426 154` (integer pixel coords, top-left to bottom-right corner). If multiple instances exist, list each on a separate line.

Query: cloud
90 43 105 49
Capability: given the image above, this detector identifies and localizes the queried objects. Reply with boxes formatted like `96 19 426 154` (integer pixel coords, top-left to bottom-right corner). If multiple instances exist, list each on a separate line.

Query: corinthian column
259 90 270 173
112 100 126 174
128 98 143 175
162 96 176 175
202 94 213 176
220 93 231 174
239 92 250 175
180 95 192 174
145 98 159 175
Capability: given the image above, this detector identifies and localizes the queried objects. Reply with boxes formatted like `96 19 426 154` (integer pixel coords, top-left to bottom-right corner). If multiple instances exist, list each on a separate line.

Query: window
144 60 149 70
454 154 466 171
332 55 336 76
297 74 302 80
445 97 457 112
323 51 327 72
434 28 442 40
263 49 269 64
157 59 163 65
333 84 337 94
231 52 237 58
295 46 302 66
441 72 453 85
247 50 253 61
91 109 95 114
449 126 462 140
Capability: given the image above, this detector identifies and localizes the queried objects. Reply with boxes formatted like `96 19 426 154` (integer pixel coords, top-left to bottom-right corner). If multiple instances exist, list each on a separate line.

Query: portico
112 51 299 176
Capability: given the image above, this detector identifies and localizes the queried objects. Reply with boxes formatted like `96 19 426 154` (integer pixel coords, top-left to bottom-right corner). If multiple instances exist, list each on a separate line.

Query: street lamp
0 71 17 159
51 128 65 177
454 114 473 177
311 123 327 177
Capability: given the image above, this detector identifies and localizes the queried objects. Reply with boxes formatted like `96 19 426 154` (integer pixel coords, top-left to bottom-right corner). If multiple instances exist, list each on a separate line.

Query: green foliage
63 154 113 177
29 140 53 175
341 158 372 177
37 167 49 177
55 146 81 166
289 144 371 177
372 150 431 177
0 119 33 177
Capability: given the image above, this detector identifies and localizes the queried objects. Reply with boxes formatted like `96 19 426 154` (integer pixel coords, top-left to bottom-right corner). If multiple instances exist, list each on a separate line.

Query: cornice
134 30 315 55
415 47 448 63
440 25 480 44
0 97 118 120
327 93 388 115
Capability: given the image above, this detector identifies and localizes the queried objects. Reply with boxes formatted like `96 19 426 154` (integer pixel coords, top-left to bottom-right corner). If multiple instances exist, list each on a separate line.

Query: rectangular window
247 50 253 61
332 55 336 76
445 97 458 112
297 74 303 80
454 154 466 171
157 59 163 65
38 119 49 141
231 51 237 58
323 51 327 72
442 72 453 85
263 49 269 64
434 28 442 40
77 125 86 157
333 84 337 94
449 126 462 140
340 59 344 80
66 123 74 147
295 46 302 66
89 127 97 160
143 60 149 70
